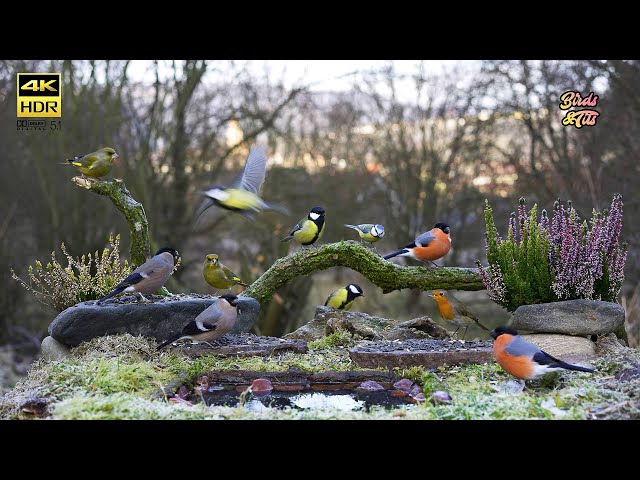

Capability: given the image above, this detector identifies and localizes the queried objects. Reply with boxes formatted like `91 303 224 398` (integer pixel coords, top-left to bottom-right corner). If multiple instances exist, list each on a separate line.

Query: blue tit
281 206 325 247
156 295 239 349
197 145 289 222
98 247 180 304
324 283 364 310
344 223 385 247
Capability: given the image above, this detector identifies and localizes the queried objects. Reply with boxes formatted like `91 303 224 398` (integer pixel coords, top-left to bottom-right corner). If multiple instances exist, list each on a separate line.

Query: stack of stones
510 299 627 357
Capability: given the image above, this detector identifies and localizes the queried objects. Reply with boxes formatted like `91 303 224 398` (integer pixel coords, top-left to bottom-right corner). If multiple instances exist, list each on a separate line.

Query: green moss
308 331 355 350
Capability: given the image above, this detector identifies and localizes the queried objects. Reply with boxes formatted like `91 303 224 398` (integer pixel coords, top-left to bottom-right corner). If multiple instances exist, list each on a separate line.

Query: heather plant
477 195 627 312
11 234 132 312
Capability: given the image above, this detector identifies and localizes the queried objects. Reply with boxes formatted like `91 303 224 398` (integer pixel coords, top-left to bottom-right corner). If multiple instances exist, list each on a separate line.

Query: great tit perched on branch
281 206 326 247
344 223 385 248
97 247 180 304
324 283 364 310
203 254 248 293
64 147 119 179
383 223 451 267
491 326 595 381
196 145 289 222
156 294 239 350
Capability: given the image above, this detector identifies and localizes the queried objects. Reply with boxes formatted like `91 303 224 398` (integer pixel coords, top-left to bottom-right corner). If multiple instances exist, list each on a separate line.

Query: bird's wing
448 293 480 320
194 299 225 330
238 145 267 194
133 255 172 280
221 264 241 282
112 272 145 289
81 152 100 168
412 231 437 247
504 335 541 358
181 319 218 336
289 218 305 235
357 224 373 234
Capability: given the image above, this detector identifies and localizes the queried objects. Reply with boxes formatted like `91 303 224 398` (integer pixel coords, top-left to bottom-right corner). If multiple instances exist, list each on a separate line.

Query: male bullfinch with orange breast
491 326 595 381
383 223 451 267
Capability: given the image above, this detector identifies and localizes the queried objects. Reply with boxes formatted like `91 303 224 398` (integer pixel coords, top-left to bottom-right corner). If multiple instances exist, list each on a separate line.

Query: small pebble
356 380 385 391
393 379 414 393
250 378 273 396
430 391 452 405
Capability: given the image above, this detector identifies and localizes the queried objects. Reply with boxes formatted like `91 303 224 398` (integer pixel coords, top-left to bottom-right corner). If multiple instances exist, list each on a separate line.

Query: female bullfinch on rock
491 326 595 380
156 294 239 350
383 223 451 267
98 247 180 304
324 283 364 310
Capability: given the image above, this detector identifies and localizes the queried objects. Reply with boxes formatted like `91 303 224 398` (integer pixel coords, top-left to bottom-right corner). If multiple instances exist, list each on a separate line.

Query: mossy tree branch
71 177 151 266
242 240 486 306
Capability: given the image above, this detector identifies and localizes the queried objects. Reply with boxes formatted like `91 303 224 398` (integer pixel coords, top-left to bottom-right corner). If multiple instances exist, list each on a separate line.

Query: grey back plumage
195 296 238 335
504 335 541 358
238 145 267 194
132 252 175 294
414 231 436 247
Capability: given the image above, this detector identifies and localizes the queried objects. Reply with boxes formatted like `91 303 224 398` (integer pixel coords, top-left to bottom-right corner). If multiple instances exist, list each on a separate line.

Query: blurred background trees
0 59 638 357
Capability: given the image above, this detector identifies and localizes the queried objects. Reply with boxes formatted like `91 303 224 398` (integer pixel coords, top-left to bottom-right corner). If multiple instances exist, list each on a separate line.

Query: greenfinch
324 283 364 310
197 145 289 221
203 254 248 292
344 223 385 247
65 147 119 179
98 247 180 304
281 206 326 247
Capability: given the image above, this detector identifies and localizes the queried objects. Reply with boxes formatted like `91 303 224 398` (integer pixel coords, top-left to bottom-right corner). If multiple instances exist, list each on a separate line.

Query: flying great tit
98 247 180 304
197 145 289 222
491 326 595 381
429 290 489 340
383 223 451 267
156 294 239 350
344 223 385 247
65 147 119 179
324 283 365 310
281 206 326 247
203 254 248 293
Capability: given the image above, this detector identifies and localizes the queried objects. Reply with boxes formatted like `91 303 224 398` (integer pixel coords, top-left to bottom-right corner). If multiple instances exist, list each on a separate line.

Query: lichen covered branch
72 177 151 266
242 240 485 306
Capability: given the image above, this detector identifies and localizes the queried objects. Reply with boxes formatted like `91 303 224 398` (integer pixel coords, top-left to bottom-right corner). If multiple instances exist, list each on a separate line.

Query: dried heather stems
477 194 627 311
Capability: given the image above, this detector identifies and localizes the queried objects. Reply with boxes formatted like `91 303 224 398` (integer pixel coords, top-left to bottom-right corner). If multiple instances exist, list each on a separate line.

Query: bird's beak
112 153 119 160
427 293 434 297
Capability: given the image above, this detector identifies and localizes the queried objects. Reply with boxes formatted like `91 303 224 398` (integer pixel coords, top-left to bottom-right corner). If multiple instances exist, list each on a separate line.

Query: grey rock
511 300 625 336
40 336 70 361
284 306 449 342
520 333 596 357
48 294 261 347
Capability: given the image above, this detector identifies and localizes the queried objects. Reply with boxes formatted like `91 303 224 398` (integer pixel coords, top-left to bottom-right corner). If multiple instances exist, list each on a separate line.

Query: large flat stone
170 333 308 357
511 299 625 336
349 339 493 369
48 294 260 347
284 306 449 342
520 333 596 358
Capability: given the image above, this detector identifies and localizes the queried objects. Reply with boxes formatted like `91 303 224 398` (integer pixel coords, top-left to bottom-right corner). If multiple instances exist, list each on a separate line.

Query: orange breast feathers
493 334 535 380
432 294 455 320
413 228 451 261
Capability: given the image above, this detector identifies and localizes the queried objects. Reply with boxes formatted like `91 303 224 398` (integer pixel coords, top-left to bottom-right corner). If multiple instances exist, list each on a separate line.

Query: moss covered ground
1 333 638 420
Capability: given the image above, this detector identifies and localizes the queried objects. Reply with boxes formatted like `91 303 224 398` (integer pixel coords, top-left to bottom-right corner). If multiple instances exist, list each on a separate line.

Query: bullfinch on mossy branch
281 206 326 247
197 145 289 222
383 223 451 267
156 294 239 350
97 247 180 304
429 290 490 340
324 283 364 310
491 326 595 381
65 147 119 179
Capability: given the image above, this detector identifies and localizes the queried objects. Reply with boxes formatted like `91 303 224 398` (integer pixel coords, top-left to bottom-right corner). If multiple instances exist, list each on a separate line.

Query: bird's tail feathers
383 249 409 260
156 336 180 351
344 224 359 230
234 278 249 287
554 361 595 373
265 202 290 216
281 235 294 243
97 287 125 304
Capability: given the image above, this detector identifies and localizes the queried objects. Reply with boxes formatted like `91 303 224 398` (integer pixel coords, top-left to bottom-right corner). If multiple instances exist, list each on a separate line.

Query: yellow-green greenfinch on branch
65 147 119 179
156 294 239 350
324 283 364 310
281 206 326 247
197 145 289 221
203 254 248 292
97 247 180 304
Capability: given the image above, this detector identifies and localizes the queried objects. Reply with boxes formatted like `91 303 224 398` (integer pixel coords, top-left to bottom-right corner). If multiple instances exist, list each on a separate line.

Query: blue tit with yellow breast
281 206 326 247
324 283 364 310
344 223 385 248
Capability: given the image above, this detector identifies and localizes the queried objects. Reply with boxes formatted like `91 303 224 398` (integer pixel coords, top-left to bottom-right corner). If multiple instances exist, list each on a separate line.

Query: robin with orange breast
491 326 595 381
383 223 451 267
429 290 489 339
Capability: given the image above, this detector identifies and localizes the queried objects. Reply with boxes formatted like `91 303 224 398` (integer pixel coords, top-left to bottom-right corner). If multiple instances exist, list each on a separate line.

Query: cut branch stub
241 240 486 306
71 177 151 266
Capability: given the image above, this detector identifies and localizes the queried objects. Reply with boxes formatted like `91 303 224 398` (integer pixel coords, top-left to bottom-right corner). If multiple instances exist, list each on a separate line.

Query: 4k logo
17 73 62 118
